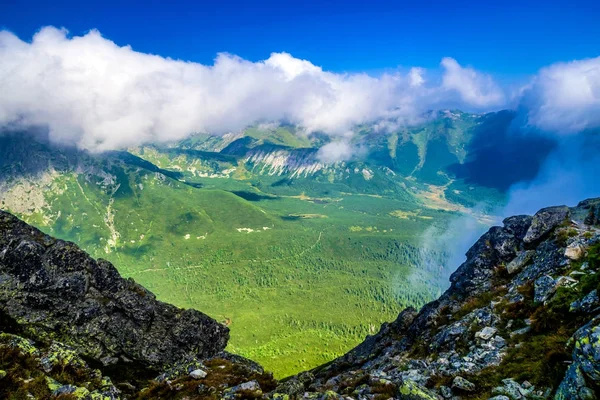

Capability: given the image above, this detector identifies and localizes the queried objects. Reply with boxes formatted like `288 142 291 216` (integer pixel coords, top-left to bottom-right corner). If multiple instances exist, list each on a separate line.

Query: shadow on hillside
0 128 81 183
0 128 202 192
231 190 279 202
447 111 556 192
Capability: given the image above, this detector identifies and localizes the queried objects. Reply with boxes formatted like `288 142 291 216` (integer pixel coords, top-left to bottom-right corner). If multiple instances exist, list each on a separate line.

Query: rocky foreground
1 199 600 399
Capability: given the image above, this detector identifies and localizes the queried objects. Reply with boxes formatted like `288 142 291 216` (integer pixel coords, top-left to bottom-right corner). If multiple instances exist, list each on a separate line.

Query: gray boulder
523 206 570 244
555 317 600 399
452 376 476 392
506 250 535 274
534 275 557 303
570 290 600 313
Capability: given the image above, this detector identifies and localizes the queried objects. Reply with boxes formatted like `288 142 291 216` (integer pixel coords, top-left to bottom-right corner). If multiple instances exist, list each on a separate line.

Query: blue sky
1 0 599 77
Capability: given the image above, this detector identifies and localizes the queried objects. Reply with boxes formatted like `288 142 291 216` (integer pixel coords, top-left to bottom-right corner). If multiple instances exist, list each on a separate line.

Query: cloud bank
0 26 506 151
520 57 600 134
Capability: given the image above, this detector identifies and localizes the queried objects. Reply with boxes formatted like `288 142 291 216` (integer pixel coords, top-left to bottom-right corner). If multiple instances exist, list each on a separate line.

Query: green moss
555 228 579 247
398 380 437 399
0 345 51 400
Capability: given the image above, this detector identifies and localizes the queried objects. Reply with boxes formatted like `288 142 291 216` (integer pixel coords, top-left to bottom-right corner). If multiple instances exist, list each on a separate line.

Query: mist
417 211 490 290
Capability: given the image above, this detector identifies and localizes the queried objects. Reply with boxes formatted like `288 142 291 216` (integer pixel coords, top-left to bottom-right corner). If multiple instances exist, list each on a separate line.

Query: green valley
0 110 529 377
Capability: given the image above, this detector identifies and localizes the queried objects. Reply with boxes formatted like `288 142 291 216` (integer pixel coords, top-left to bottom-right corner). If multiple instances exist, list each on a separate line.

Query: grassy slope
11 167 464 377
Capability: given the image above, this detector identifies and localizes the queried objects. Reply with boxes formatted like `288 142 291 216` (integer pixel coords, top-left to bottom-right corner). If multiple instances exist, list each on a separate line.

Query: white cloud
440 57 506 108
409 67 425 87
503 137 600 217
316 141 354 163
0 27 510 151
519 57 600 133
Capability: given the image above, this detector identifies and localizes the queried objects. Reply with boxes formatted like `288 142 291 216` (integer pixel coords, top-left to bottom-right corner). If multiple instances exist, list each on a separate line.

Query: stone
534 275 556 303
506 250 535 274
571 290 600 313
0 210 229 372
275 371 314 396
236 380 260 391
570 271 587 276
488 396 510 400
523 205 570 244
439 385 453 398
502 215 533 240
581 262 590 271
555 275 578 289
555 317 600 399
555 365 595 400
222 380 263 400
510 326 531 337
450 226 520 296
490 336 506 349
565 243 586 260
492 378 526 399
397 380 438 399
452 376 476 392
0 332 121 397
475 327 497 340
52 385 78 396
189 369 207 379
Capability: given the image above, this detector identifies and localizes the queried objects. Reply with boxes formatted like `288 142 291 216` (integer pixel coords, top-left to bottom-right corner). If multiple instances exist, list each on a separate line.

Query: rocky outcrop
523 206 570 244
275 198 600 399
555 316 600 399
0 210 229 372
0 332 121 399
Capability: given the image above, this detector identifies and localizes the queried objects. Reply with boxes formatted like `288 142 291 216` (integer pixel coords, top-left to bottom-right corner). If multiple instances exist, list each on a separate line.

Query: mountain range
0 109 563 376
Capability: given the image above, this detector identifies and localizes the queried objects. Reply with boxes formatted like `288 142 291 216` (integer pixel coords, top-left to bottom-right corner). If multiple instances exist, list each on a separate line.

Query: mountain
1 197 600 398
0 110 557 376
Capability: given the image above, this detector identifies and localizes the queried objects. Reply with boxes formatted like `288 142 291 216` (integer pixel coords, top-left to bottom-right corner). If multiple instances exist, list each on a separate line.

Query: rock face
555 316 600 399
0 210 229 372
523 206 570 244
